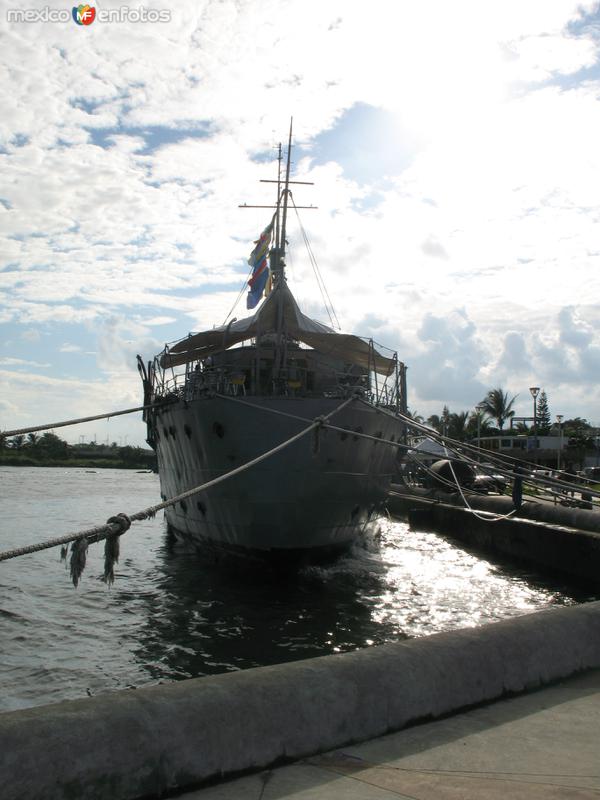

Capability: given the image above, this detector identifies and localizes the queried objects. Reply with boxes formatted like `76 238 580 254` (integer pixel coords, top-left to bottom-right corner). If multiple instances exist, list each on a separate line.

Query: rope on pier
1 402 166 438
0 397 355 585
443 450 518 522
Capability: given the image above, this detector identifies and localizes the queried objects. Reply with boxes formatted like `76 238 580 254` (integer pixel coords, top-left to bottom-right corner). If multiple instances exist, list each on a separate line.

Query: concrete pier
2 601 600 800
388 486 600 584
180 668 600 799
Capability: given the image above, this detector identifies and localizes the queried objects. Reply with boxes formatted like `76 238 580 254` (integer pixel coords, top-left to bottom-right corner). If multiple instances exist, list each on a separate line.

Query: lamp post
529 386 540 464
556 414 563 471
476 403 486 460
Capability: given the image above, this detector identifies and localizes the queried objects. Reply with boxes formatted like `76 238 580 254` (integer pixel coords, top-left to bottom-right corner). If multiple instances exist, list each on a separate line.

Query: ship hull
151 396 403 555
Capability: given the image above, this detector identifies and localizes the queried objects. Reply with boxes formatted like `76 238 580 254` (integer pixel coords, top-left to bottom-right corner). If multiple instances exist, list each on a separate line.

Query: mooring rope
443 446 518 522
1 402 166 438
217 392 416 453
0 397 355 583
359 398 600 503
217 393 541 520
3 387 592 582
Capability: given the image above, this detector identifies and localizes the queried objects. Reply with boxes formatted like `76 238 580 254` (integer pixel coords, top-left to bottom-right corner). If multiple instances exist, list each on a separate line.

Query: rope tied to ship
0 401 167 438
356 397 600 509
0 397 355 585
58 513 132 587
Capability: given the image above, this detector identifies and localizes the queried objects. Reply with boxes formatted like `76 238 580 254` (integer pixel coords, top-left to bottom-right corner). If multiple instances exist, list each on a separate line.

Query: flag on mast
246 220 274 309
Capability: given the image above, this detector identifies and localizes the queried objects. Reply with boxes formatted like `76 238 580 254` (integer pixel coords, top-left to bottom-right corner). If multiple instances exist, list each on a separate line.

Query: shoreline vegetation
0 432 157 471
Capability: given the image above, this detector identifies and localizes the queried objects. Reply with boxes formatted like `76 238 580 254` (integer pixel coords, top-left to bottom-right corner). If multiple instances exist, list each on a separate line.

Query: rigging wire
222 267 253 326
0 397 355 571
365 400 600 503
290 192 340 330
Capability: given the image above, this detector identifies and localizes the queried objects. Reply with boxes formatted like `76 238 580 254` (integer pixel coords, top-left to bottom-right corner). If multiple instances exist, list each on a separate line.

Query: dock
2 600 600 799
179 667 600 799
388 485 600 584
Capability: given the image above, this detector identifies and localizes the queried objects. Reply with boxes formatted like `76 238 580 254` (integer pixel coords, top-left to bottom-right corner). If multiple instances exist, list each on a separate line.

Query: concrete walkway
182 668 600 799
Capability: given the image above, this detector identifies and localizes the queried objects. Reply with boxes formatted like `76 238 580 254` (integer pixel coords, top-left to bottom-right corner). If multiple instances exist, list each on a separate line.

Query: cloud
407 310 490 408
0 357 50 368
21 329 41 342
558 306 594 348
1 0 600 438
59 343 83 353
421 235 449 260
495 331 532 377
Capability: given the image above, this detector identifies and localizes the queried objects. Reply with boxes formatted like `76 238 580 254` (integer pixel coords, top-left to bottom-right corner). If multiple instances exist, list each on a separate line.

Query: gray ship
139 127 407 558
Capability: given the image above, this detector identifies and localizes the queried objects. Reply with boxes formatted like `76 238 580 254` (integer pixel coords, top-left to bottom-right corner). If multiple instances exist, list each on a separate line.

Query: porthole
352 426 363 442
213 421 225 438
184 424 192 439
180 500 188 513
197 501 207 517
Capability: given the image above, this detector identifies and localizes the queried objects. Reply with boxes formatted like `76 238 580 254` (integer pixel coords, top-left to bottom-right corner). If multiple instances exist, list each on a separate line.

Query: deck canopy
160 282 396 375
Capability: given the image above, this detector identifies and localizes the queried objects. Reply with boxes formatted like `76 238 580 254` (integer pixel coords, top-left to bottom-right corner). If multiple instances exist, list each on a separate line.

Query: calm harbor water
0 467 594 712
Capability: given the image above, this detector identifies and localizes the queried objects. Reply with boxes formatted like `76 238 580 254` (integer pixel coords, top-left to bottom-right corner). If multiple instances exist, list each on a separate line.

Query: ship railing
153 356 404 408
180 364 248 401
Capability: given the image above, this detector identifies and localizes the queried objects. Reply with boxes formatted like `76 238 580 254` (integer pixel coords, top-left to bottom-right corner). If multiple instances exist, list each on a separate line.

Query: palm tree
448 411 470 441
466 409 493 438
406 408 424 424
427 414 442 433
481 387 518 431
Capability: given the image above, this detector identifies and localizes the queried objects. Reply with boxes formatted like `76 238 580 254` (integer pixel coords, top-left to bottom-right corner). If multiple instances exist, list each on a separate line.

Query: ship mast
237 122 316 392
275 119 294 284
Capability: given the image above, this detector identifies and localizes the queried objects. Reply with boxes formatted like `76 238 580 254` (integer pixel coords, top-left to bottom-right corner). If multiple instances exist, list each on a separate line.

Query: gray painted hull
151 396 403 554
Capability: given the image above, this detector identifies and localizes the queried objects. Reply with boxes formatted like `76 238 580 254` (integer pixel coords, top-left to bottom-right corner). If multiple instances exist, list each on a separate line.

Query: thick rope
0 397 355 566
1 402 166 438
207 395 599 512
357 398 600 503
442 445 518 522
216 393 415 452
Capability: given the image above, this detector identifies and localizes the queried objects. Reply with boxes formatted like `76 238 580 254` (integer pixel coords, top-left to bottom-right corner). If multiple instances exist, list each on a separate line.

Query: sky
1 0 600 446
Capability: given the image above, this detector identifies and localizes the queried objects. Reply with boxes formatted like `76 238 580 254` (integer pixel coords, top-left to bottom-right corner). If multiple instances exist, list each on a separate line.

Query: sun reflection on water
366 518 578 639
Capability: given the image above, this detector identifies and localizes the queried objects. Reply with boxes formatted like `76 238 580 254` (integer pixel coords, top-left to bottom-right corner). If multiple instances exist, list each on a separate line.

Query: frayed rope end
102 513 131 586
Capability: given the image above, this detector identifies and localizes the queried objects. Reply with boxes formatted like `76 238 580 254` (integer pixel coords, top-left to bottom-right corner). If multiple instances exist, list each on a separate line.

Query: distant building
478 435 565 468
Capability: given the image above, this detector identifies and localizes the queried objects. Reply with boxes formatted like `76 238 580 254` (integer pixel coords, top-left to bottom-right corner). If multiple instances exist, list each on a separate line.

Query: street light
556 414 563 471
476 402 486 460
529 387 540 463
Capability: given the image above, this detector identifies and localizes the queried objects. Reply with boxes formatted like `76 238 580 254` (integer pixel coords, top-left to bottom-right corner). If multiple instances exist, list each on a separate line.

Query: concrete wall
3 602 600 799
388 488 600 582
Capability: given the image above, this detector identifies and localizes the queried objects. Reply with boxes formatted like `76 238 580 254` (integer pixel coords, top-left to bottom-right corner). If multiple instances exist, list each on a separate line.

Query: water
0 467 592 712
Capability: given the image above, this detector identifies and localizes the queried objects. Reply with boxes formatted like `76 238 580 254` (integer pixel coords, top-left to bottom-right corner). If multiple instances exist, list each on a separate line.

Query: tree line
408 386 595 444
0 431 157 470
